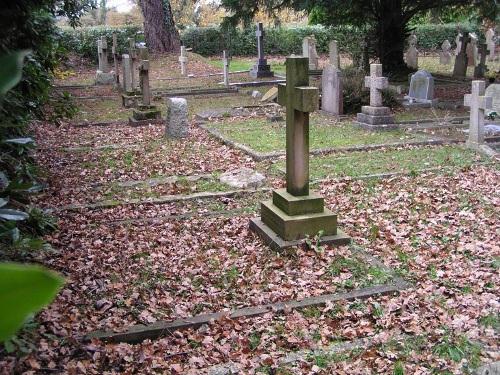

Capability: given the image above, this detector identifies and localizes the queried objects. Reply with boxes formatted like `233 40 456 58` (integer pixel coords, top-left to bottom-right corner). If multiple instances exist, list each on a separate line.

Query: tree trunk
376 0 409 75
138 0 180 53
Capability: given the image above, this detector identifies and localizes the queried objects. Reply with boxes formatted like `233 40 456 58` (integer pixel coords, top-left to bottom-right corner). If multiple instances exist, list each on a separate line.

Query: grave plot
71 97 131 123
204 113 435 156
271 145 486 180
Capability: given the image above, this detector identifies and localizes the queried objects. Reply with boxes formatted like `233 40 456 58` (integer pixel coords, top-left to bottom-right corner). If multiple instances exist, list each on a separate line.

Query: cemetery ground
1 52 499 374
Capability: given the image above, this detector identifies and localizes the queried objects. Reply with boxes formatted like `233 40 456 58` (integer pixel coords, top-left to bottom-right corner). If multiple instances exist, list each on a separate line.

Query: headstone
405 33 418 69
455 31 463 56
261 87 278 102
95 36 115 85
464 80 493 147
404 70 438 107
321 64 343 115
112 33 120 85
356 63 395 130
165 97 188 138
485 83 500 113
328 40 340 69
439 40 452 65
302 36 319 70
179 45 188 76
473 43 488 78
122 54 133 92
249 22 274 78
220 168 265 189
453 33 469 78
485 28 497 61
249 56 349 249
128 38 138 90
467 33 479 67
222 50 230 87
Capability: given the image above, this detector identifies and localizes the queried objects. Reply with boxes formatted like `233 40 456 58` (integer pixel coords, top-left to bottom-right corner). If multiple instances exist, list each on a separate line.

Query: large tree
221 0 497 74
138 0 180 53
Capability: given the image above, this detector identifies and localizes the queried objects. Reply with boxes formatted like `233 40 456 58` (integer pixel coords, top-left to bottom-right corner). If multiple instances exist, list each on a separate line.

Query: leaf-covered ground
1 54 499 374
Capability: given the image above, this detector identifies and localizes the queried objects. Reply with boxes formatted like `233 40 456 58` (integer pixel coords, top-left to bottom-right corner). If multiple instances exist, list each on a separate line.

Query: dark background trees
220 0 498 74
138 0 180 53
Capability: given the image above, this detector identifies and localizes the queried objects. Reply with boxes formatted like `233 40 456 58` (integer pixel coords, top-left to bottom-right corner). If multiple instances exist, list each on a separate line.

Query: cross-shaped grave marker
464 80 493 146
222 50 230 87
365 64 388 107
249 22 273 78
250 56 350 249
179 45 188 76
112 33 119 84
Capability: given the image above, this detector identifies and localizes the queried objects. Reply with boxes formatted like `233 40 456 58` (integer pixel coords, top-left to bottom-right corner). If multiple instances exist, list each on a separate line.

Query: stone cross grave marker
455 31 463 56
302 36 319 70
467 33 479 67
138 47 151 106
249 22 273 78
405 33 418 69
328 40 340 69
453 33 469 77
249 56 350 249
439 40 452 65
112 33 119 84
485 28 496 61
321 64 343 115
404 69 438 107
222 50 230 87
179 45 188 76
356 64 395 129
96 36 115 85
128 38 138 90
464 81 492 147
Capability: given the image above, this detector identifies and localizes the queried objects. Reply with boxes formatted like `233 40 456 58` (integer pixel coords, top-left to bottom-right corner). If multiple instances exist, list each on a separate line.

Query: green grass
74 98 131 122
209 117 427 153
273 145 482 180
206 57 286 75
394 107 468 121
187 94 258 116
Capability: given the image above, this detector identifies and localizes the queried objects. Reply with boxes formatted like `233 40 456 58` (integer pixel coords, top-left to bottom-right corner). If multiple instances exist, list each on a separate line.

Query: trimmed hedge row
57 22 479 61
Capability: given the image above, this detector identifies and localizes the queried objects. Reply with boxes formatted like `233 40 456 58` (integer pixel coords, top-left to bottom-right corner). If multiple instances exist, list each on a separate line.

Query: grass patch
73 98 131 122
187 93 258 117
209 117 427 153
394 107 468 121
273 145 483 180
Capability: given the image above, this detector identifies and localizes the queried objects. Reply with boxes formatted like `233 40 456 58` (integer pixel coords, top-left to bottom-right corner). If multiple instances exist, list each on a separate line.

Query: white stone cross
222 50 230 87
464 80 493 146
179 45 188 76
364 64 388 107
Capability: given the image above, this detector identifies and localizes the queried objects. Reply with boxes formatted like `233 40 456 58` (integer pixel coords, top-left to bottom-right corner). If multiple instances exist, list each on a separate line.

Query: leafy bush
57 25 143 61
413 23 480 50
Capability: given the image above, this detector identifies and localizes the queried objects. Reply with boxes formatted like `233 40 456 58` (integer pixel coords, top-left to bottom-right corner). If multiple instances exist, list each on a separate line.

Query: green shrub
57 25 143 61
412 23 480 50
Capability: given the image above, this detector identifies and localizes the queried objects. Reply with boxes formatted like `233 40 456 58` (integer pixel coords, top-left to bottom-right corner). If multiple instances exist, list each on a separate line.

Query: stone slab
261 200 338 241
361 106 391 116
219 168 265 189
121 93 141 108
250 217 350 251
357 112 395 125
131 106 161 121
272 188 324 216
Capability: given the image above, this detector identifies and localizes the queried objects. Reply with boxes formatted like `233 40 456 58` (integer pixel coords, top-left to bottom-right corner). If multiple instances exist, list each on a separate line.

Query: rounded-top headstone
165 97 188 138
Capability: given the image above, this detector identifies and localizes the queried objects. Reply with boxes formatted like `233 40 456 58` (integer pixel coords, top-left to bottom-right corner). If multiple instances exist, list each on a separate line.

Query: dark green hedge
57 25 143 61
57 22 480 60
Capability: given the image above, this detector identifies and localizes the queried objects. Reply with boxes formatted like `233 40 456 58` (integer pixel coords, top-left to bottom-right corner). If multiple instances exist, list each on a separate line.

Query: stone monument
485 28 497 61
179 45 188 76
302 36 319 70
453 33 469 78
165 98 188 138
95 36 115 85
455 31 463 56
222 50 230 87
405 33 418 69
249 56 350 249
485 83 500 114
328 40 340 69
112 33 120 85
321 64 343 115
129 47 161 126
128 38 138 90
466 33 479 67
249 22 274 78
356 64 395 130
121 54 140 108
403 70 438 107
439 40 452 65
464 80 492 148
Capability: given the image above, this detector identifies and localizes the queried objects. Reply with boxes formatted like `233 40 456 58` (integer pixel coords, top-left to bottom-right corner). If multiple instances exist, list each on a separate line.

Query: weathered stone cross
250 56 349 248
179 45 188 76
364 64 388 107
112 33 119 84
464 80 492 146
277 57 318 196
222 50 230 87
97 37 109 72
137 47 151 106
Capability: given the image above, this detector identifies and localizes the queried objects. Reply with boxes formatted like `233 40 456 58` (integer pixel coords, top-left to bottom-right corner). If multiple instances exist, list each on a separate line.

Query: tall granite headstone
249 23 274 78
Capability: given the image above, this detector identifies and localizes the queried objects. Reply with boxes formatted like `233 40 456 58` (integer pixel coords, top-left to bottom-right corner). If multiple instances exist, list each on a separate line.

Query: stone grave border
85 245 410 343
156 70 250 81
154 86 238 97
200 122 466 161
